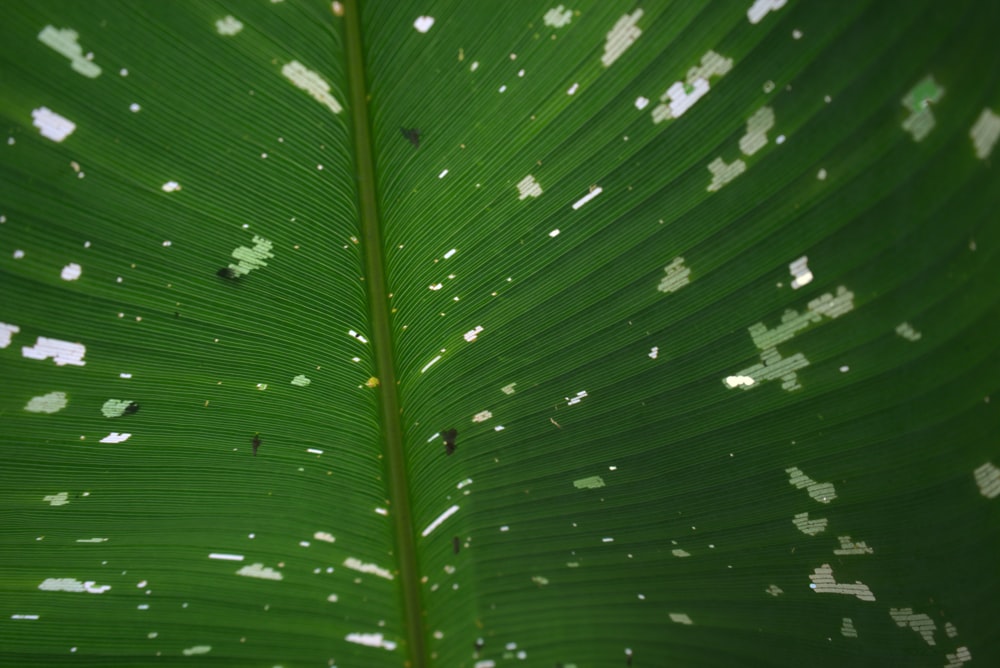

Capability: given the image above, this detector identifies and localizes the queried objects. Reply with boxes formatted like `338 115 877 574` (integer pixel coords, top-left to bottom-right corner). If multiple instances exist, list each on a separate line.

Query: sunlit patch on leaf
657 257 690 293
24 391 67 414
973 462 1000 498
37 26 101 78
43 492 69 506
235 563 283 581
602 10 643 67
214 16 243 36
281 60 342 114
808 564 875 601
890 607 937 645
543 6 573 29
38 578 110 594
970 108 1000 159
181 645 212 656
786 467 837 503
573 475 605 489
901 75 944 142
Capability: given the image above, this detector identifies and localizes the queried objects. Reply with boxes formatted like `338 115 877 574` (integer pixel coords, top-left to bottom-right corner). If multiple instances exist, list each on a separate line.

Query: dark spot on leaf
217 267 237 279
252 433 261 456
401 127 420 148
453 536 460 554
123 401 139 414
442 428 457 455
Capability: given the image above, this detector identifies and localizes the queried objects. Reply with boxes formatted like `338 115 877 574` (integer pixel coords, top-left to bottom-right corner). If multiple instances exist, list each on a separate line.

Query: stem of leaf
343 1 427 666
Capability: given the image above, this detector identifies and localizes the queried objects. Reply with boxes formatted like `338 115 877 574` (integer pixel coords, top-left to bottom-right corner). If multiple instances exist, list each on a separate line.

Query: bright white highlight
543 6 572 28
306 448 324 454
970 108 1000 159
747 0 787 24
517 175 542 199
472 410 492 422
22 337 86 366
669 613 693 625
549 229 560 237
161 181 181 192
464 326 483 342
501 383 516 394
566 390 587 406
32 107 76 142
438 169 448 179
808 564 875 601
635 96 649 110
38 26 101 78
346 632 397 651
60 263 82 281
421 504 460 537
343 557 394 579
182 646 212 656
413 16 434 32
236 563 282 580
348 330 368 343
572 187 602 209
724 375 755 388
421 356 441 373
291 375 311 386
0 323 20 348
282 61 342 114
208 553 244 561
24 391 68 414
313 531 335 543
652 51 733 124
602 10 643 67
789 255 813 289
443 248 456 259
99 432 131 444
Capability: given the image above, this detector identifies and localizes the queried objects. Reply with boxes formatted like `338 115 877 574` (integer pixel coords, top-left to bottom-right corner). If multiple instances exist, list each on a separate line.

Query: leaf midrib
343 1 426 666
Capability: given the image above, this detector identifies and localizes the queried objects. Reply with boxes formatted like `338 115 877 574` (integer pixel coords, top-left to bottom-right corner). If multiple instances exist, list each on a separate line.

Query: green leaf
2 1 998 666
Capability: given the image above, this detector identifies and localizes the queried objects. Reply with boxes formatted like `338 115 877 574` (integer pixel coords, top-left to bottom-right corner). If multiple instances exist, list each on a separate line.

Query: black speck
123 401 139 415
401 127 421 148
474 638 484 652
442 428 457 456
252 433 261 456
217 267 238 279
452 536 460 554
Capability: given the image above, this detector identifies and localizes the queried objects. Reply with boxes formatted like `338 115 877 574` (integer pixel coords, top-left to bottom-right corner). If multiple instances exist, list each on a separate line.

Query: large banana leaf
2 1 998 666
